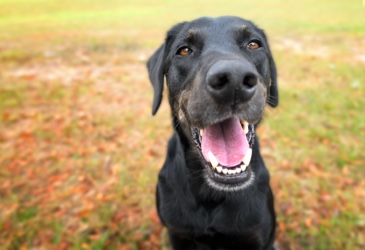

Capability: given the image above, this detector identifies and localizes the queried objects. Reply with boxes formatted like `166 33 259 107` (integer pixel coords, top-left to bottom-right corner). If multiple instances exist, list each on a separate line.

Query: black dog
147 16 278 250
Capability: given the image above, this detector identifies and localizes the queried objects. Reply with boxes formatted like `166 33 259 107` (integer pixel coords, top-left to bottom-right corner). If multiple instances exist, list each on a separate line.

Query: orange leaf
150 210 160 224
305 218 312 228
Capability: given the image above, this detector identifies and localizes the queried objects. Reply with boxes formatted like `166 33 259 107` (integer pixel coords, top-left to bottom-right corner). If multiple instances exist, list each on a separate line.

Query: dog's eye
177 47 193 56
247 41 260 50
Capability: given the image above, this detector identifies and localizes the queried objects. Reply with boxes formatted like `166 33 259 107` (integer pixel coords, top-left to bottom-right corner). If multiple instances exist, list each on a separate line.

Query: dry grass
0 0 364 249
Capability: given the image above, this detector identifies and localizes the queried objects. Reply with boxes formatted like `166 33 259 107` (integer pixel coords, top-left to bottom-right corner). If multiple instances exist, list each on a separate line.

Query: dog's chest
162 196 259 235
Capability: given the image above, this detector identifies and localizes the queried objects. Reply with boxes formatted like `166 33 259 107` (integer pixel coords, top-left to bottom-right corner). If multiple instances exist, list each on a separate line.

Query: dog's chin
203 163 255 192
190 117 257 192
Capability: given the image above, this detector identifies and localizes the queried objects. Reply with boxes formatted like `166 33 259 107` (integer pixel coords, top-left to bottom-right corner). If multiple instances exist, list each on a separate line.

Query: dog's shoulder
157 133 190 202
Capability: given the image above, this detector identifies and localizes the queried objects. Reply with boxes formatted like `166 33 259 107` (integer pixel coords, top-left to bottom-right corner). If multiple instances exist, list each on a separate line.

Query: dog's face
148 16 278 192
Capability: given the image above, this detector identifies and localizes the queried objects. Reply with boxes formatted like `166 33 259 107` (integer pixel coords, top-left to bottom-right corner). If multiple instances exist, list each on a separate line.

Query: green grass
0 0 364 249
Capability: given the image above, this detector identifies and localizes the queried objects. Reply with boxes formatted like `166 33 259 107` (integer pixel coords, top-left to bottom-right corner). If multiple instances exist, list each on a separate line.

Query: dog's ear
268 56 279 107
261 31 279 108
147 22 187 115
147 44 165 115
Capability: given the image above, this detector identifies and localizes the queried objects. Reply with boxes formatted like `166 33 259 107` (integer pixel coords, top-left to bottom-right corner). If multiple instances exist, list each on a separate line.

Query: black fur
147 16 278 250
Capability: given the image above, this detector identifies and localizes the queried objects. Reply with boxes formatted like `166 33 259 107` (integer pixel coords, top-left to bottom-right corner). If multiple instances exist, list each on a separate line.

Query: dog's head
147 16 278 192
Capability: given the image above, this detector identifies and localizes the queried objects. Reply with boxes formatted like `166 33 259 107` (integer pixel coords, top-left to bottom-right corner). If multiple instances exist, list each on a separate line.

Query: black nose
206 60 257 104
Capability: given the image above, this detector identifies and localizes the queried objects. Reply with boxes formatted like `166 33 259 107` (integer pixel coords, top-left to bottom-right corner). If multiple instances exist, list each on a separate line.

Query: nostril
243 73 257 88
209 73 229 90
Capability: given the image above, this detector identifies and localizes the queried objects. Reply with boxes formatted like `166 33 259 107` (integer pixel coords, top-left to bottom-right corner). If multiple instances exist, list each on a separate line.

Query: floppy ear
268 56 279 107
256 28 279 108
147 44 165 115
147 22 188 115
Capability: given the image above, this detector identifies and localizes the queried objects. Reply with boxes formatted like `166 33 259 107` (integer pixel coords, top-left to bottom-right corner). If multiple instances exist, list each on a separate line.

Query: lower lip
205 164 252 185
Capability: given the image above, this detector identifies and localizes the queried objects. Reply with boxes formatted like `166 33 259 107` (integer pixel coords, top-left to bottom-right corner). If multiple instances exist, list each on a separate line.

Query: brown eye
177 47 192 56
247 41 260 50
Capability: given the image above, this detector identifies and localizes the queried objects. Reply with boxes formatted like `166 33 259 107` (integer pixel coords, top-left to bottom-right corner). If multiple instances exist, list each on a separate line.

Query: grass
0 0 364 249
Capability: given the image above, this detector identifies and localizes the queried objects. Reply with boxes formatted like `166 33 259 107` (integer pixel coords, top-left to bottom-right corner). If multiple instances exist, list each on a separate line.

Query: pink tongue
202 117 249 167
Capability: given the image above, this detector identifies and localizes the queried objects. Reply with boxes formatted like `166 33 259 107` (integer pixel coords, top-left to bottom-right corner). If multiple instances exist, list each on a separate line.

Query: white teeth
241 164 247 172
241 120 249 134
200 129 204 136
216 166 222 173
208 151 218 169
243 121 249 134
211 160 248 174
214 166 245 175
243 148 252 166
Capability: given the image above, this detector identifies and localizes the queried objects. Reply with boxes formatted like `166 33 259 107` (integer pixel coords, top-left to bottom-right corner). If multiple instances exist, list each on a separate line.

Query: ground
0 0 364 249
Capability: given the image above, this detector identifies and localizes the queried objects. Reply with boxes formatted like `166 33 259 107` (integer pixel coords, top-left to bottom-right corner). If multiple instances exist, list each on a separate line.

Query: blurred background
0 0 364 249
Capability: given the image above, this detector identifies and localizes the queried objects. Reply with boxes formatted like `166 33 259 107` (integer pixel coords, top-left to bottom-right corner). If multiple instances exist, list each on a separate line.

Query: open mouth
191 117 255 187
